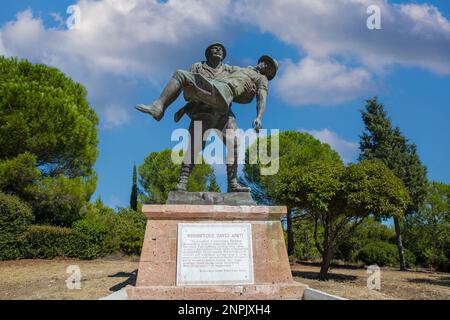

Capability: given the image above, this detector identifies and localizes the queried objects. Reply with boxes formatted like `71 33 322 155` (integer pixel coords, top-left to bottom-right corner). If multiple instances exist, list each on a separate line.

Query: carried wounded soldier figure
135 54 278 130
136 53 278 192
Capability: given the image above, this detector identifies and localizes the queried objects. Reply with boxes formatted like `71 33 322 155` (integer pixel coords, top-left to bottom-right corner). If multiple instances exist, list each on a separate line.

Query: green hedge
115 208 146 255
18 225 99 259
355 241 415 267
72 202 146 257
0 192 34 260
0 198 146 260
0 192 34 243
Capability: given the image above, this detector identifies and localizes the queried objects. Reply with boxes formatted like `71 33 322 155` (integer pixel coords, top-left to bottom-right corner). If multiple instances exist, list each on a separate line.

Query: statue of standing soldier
136 43 278 192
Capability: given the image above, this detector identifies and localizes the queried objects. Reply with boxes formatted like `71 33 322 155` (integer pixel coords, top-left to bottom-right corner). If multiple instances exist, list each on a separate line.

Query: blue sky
1 0 449 208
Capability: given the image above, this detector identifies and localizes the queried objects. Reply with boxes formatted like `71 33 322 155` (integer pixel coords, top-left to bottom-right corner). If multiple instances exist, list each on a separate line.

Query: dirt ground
0 258 448 300
0 256 139 300
292 261 450 300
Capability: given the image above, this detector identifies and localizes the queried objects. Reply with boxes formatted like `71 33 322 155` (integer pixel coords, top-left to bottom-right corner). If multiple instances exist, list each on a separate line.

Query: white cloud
0 0 236 127
235 0 450 104
275 57 373 105
103 104 132 128
300 128 359 163
1 0 449 122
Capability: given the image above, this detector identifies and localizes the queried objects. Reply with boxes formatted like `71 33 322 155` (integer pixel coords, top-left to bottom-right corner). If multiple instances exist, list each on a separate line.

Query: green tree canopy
0 152 41 197
242 131 344 256
0 57 99 226
138 149 220 204
243 131 409 278
0 57 98 178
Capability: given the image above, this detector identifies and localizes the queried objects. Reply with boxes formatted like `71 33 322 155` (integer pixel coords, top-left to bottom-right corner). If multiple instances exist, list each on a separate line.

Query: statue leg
175 119 208 191
136 70 192 121
222 114 250 192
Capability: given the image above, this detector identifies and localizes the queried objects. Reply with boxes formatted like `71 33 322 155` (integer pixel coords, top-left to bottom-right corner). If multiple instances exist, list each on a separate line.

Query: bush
73 203 146 256
26 175 96 227
335 218 396 262
115 208 146 255
421 249 449 272
355 241 415 267
0 243 22 260
0 192 34 260
19 225 99 259
73 201 120 256
355 241 398 266
1 197 146 261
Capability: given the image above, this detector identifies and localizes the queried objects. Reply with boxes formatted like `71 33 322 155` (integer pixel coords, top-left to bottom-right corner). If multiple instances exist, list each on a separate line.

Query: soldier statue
136 43 278 192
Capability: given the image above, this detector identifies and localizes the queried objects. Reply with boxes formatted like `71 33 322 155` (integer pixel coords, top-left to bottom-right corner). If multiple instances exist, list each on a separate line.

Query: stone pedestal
126 204 307 300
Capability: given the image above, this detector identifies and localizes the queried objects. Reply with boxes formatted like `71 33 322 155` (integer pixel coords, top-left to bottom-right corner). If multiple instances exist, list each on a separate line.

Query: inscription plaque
176 223 254 285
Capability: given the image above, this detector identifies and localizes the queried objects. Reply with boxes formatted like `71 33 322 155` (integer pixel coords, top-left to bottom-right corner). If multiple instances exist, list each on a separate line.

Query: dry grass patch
0 256 139 300
292 261 450 300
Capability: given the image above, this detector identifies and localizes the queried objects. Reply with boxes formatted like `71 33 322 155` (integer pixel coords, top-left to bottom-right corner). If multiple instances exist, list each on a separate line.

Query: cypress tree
130 163 138 211
359 97 428 270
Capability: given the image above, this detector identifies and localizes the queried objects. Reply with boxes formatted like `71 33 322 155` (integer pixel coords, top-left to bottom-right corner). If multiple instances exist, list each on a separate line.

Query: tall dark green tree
130 163 138 211
359 97 428 270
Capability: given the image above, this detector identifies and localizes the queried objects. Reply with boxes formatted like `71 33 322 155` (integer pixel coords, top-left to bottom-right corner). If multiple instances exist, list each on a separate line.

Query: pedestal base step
126 282 307 300
166 191 256 205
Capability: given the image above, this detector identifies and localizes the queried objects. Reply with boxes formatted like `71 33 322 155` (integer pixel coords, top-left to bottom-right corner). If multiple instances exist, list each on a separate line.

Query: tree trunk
393 216 406 271
319 247 333 280
286 209 294 256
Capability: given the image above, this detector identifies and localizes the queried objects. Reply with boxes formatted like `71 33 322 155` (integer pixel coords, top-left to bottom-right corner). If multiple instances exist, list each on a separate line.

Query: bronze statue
136 43 278 192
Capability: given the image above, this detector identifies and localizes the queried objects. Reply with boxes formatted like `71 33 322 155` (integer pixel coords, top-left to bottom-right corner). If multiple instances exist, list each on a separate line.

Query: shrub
1 197 147 260
73 201 120 256
355 241 398 266
73 204 146 256
421 249 449 272
0 243 22 260
335 218 396 262
19 225 99 259
355 241 415 267
26 175 95 227
0 192 34 260
115 208 146 255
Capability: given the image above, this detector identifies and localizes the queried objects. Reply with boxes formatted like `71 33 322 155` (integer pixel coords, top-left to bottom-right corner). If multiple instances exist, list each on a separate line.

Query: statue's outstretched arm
253 88 267 132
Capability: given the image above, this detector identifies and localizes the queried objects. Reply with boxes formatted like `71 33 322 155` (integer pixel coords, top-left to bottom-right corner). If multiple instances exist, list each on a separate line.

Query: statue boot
175 163 192 191
227 163 250 192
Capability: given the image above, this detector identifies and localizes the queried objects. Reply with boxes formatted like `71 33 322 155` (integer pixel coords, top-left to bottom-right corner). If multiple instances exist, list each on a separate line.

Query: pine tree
359 97 428 270
130 163 138 211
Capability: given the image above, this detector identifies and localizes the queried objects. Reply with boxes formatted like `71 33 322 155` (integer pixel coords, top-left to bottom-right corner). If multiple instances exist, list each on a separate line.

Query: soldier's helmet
258 55 278 81
205 42 227 61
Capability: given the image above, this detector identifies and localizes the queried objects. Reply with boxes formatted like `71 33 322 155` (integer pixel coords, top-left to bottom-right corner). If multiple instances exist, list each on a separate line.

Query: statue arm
253 88 267 132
